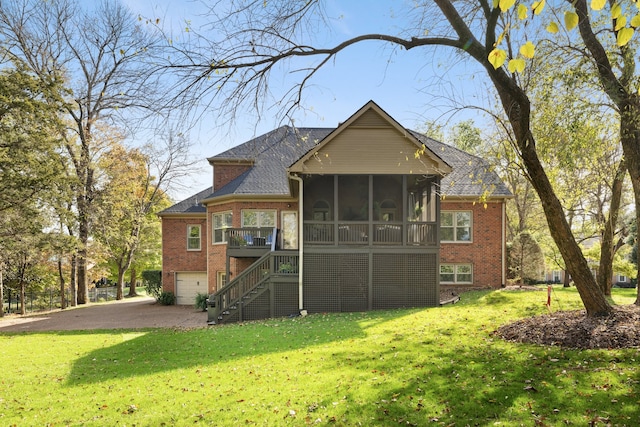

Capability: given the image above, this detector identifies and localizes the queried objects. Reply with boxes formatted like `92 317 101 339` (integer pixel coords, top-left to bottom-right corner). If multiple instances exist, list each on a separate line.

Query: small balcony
226 227 276 257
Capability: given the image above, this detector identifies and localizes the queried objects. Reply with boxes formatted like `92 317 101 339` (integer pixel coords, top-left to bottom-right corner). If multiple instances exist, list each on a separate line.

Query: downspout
290 173 304 311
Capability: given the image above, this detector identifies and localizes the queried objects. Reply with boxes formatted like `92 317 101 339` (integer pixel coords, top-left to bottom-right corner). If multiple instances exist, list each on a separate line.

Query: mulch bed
495 305 640 349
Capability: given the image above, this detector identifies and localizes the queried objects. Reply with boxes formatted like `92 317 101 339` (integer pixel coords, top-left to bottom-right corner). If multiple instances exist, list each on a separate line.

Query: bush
194 292 209 311
158 291 175 306
142 270 162 299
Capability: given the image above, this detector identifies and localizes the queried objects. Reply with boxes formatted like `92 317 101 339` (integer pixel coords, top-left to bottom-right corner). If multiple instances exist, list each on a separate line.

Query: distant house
158 101 512 324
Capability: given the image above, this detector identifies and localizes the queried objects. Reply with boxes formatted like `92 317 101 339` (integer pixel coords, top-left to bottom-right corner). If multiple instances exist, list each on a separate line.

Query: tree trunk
572 0 640 306
490 76 611 316
519 140 612 316
597 159 626 296
563 271 571 288
76 198 89 304
19 280 26 316
116 266 126 300
69 253 77 307
128 267 138 297
58 258 66 310
617 110 640 306
0 266 4 318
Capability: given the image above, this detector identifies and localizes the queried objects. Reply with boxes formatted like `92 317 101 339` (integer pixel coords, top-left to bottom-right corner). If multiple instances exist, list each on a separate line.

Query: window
373 175 402 221
187 225 201 250
552 271 561 283
242 210 276 228
619 274 627 283
217 271 227 289
312 200 331 221
213 211 233 243
441 211 472 242
440 264 473 283
379 200 397 221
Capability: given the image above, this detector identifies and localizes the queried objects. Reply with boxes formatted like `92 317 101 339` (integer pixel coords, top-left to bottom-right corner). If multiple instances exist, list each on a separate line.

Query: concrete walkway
0 296 208 332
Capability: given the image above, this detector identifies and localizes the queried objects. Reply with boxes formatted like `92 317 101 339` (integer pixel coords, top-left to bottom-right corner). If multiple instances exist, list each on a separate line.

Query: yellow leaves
631 14 640 28
617 27 635 46
591 0 606 11
532 0 546 15
564 11 579 30
499 0 516 12
488 48 507 69
611 3 622 19
519 41 535 58
508 58 525 73
518 4 528 20
615 15 627 31
547 22 559 33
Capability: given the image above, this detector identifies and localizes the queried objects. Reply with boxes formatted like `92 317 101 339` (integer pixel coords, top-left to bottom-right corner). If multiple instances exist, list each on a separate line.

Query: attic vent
350 110 388 128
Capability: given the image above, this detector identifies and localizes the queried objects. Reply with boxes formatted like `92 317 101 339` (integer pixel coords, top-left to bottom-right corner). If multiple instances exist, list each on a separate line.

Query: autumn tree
0 0 167 304
93 132 189 300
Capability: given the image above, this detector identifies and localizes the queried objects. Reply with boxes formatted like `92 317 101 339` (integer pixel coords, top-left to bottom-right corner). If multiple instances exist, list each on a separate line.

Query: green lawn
1 287 638 426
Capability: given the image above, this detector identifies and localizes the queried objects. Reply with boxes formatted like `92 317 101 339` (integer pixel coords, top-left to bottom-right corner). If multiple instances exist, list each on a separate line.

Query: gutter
289 173 304 311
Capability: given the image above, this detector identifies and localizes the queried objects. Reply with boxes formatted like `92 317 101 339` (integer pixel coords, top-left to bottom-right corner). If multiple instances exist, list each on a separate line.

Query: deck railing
226 227 276 249
303 221 437 246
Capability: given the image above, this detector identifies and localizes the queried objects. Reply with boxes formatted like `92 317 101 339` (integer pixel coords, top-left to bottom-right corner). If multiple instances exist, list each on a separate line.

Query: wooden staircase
207 251 298 325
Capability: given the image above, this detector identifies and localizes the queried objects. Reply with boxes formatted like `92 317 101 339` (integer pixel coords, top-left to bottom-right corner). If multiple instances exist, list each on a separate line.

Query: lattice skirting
303 252 437 313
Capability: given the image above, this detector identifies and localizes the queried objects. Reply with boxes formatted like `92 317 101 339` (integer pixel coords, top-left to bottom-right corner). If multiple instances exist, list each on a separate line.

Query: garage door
175 272 207 305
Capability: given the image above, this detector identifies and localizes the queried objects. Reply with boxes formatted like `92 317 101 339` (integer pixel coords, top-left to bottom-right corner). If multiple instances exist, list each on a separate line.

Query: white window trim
212 211 233 245
440 263 473 284
216 271 227 290
187 224 201 251
241 209 277 228
441 211 473 243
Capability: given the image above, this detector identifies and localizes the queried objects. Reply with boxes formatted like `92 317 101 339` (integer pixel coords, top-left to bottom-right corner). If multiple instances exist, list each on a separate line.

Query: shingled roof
160 124 510 215
412 132 512 198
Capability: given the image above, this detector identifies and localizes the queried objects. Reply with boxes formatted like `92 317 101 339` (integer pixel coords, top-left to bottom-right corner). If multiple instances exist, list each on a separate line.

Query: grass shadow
64 308 422 387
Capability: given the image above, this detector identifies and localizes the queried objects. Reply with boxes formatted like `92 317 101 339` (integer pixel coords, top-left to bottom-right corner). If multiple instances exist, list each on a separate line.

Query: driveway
0 296 208 333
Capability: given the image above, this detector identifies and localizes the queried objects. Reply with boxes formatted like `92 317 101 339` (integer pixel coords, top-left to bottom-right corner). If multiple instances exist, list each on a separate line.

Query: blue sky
123 0 494 201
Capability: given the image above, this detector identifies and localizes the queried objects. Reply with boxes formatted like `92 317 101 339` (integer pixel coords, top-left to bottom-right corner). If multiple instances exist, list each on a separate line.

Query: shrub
158 291 175 306
142 270 162 300
194 292 209 311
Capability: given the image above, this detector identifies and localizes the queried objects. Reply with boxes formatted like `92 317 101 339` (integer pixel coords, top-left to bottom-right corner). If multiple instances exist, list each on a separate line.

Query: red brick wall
213 163 252 191
440 200 505 289
161 217 208 293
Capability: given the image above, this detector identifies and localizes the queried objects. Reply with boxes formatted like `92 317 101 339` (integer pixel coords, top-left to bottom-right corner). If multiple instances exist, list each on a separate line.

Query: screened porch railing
303 221 437 246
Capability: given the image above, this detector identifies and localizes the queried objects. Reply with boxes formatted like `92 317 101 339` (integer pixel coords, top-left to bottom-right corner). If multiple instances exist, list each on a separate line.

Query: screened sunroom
302 174 439 247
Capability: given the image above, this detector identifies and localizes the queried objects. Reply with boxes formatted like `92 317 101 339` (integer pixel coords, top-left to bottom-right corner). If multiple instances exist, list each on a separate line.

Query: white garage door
175 272 207 305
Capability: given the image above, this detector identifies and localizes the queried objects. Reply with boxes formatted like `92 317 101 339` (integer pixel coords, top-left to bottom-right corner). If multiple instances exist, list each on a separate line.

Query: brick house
158 101 512 323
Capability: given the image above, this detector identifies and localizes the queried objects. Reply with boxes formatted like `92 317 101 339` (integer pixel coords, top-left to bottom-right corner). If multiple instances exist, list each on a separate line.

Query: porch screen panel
304 254 341 313
338 175 369 221
303 175 334 221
